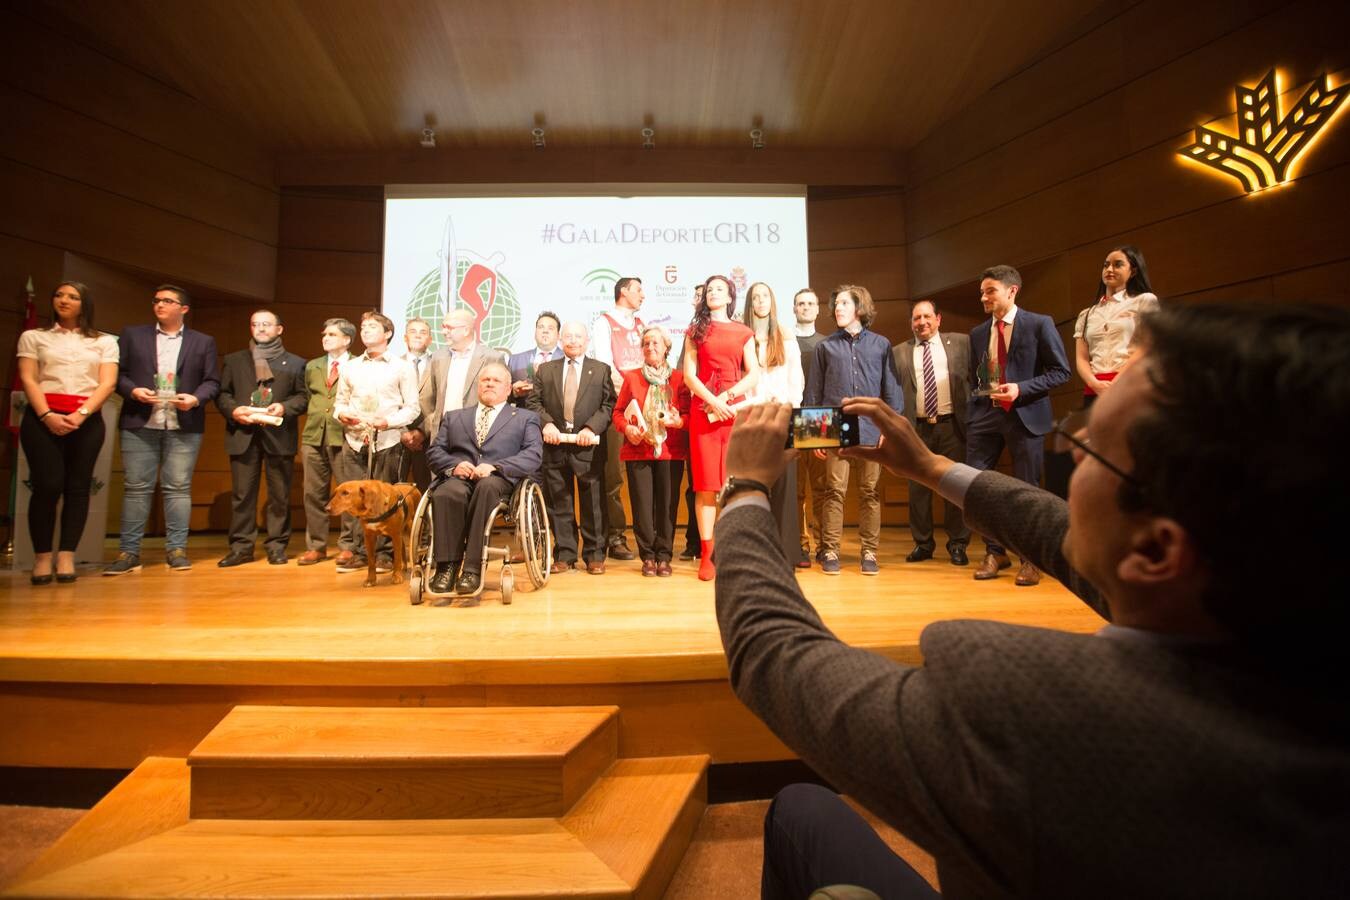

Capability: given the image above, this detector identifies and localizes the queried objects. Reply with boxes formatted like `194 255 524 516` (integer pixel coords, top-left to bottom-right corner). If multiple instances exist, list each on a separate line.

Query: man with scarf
216 309 309 567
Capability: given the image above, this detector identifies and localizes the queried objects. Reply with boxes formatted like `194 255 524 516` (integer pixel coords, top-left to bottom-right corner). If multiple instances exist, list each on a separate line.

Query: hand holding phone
786 406 860 450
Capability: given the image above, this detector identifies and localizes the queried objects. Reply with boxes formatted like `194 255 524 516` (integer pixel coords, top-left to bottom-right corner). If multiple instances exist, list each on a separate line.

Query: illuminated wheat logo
1179 70 1348 193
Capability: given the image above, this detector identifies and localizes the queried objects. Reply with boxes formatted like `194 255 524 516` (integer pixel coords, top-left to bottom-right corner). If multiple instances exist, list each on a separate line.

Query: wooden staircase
4 705 708 899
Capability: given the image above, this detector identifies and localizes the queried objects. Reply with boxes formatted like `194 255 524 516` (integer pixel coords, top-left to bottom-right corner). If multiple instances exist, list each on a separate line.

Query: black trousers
228 441 295 555
762 784 940 900
683 457 700 555
430 473 512 574
544 446 606 564
19 408 106 554
965 410 1043 558
908 419 970 553
625 459 682 562
768 464 802 567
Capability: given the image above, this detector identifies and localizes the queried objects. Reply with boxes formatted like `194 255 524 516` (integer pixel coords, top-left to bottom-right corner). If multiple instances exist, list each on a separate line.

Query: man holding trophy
966 265 1070 585
216 310 309 567
333 310 420 573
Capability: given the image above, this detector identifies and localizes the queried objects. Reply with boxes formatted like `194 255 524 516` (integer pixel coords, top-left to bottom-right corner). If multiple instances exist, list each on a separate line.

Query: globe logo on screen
406 256 521 352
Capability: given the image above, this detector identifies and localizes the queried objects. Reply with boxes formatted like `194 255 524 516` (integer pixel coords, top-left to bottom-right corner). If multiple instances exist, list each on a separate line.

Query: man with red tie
967 265 1070 585
297 317 359 567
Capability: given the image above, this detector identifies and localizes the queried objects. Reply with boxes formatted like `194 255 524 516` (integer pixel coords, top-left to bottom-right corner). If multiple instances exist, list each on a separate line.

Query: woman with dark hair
15 281 119 584
746 282 803 566
613 326 690 577
1073 245 1158 405
683 275 759 580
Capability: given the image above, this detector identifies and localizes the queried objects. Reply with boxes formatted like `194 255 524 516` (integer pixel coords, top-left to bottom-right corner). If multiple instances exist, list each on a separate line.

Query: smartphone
787 406 861 449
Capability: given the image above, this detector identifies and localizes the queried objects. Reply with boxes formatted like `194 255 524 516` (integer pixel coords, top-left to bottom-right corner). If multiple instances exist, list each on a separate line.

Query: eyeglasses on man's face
1051 425 1143 490
153 297 183 306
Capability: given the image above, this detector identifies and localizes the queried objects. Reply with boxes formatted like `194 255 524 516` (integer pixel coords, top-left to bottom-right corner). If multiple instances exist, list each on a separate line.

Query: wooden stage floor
0 531 1107 768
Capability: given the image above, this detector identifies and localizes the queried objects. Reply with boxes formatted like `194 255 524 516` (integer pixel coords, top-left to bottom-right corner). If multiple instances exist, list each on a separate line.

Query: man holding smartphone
803 285 903 575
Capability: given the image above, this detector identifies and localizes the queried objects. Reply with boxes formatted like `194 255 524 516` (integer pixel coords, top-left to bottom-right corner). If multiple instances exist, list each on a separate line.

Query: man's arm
426 411 469 473
803 341 825 406
492 413 544 481
582 363 616 434
1015 315 1071 402
193 335 221 404
215 355 241 417
879 337 904 415
281 358 310 418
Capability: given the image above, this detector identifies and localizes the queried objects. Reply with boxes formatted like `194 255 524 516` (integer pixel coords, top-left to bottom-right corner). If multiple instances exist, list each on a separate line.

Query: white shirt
443 347 475 413
1074 291 1159 374
333 351 419 451
148 326 185 430
16 327 118 396
911 332 953 418
984 305 1019 402
753 336 804 406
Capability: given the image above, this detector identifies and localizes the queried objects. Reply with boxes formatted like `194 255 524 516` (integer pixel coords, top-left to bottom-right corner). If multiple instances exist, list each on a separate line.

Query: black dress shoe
30 573 53 586
217 551 255 568
428 564 457 595
905 546 934 563
949 545 969 566
267 551 288 565
455 570 482 595
607 540 636 561
56 573 78 584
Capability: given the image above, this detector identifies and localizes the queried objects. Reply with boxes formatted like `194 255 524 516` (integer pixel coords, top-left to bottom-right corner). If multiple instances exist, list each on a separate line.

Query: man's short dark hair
614 277 642 302
793 289 818 303
250 308 283 326
155 284 192 306
980 266 1022 290
1126 302 1350 665
912 299 940 316
323 317 356 341
536 310 561 330
361 309 395 338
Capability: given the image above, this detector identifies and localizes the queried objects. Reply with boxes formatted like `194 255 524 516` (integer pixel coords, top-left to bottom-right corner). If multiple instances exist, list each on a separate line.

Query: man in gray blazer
893 299 971 566
419 308 506 443
713 303 1350 898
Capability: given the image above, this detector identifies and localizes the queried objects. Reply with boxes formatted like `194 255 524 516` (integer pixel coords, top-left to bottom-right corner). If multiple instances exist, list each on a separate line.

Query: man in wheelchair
425 361 543 595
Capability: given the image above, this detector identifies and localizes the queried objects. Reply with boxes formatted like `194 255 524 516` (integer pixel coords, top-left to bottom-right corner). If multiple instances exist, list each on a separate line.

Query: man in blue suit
106 284 220 575
506 310 564 404
967 265 1070 585
425 361 542 596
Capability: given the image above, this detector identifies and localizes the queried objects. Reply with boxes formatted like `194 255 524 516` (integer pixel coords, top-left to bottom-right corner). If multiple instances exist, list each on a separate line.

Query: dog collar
364 495 406 524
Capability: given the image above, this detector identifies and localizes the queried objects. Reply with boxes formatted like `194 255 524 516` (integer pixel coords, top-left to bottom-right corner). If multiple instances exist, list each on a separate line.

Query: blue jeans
119 428 204 554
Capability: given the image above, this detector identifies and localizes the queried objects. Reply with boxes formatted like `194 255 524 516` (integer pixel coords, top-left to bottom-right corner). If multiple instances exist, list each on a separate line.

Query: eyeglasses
1051 425 1143 489
153 297 183 306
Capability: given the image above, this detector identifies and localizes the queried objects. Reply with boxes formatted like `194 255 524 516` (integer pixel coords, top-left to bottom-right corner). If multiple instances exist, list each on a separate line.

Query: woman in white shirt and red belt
16 281 119 584
612 326 690 577
1074 245 1158 406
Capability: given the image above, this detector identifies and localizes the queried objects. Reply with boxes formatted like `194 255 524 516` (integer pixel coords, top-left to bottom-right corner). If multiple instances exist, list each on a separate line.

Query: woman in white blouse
16 282 119 584
1074 245 1158 406
746 281 804 565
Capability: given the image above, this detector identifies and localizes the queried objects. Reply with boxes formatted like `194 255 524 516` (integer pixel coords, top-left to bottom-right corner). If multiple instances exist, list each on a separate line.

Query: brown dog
326 480 422 587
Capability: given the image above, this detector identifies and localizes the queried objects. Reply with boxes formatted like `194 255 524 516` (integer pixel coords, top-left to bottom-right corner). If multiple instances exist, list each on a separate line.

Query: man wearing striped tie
893 300 971 566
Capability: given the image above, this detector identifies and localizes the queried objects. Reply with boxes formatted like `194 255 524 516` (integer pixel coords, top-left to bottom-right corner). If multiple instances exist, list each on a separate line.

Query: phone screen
787 407 861 449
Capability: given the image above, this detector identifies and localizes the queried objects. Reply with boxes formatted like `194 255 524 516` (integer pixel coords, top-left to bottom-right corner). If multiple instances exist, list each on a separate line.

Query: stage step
5 707 708 899
188 705 620 820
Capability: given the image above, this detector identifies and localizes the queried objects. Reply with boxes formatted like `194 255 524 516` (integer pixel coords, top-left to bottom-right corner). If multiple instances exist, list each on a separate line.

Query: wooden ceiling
22 0 1117 153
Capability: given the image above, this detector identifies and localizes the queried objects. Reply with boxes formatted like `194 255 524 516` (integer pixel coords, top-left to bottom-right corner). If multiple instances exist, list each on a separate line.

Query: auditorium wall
903 0 1350 424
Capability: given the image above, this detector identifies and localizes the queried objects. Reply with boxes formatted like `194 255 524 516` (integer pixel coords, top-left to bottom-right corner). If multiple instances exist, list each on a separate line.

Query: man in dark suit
526 320 616 575
106 284 220 575
966 265 1069 585
215 309 308 567
713 302 1350 898
893 299 971 566
419 308 506 443
506 310 564 404
425 361 542 596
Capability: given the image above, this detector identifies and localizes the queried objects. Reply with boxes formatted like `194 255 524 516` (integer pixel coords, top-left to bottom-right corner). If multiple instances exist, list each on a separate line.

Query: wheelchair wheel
499 564 514 605
408 487 435 605
514 480 552 588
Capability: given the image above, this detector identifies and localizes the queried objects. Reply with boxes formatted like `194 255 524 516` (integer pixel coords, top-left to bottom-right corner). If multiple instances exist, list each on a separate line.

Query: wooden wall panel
806 192 905 251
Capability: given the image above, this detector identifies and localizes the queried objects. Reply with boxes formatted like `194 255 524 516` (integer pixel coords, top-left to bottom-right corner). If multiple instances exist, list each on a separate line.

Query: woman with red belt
683 275 759 581
1074 245 1158 406
16 281 119 584
613 326 690 577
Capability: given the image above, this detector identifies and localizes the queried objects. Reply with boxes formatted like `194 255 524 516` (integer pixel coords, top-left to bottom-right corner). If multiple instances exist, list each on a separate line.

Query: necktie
412 356 422 383
921 341 938 417
326 360 339 390
476 405 491 446
562 359 579 424
537 351 548 369
995 320 1012 412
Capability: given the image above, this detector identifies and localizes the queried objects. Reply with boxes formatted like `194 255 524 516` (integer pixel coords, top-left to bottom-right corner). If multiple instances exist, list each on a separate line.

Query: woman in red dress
612 326 690 577
683 275 759 580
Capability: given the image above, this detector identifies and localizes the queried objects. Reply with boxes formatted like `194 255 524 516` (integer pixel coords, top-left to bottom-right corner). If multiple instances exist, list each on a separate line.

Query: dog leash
363 495 407 524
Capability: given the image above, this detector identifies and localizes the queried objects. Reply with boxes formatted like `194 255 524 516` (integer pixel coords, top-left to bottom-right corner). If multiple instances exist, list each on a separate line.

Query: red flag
8 276 38 435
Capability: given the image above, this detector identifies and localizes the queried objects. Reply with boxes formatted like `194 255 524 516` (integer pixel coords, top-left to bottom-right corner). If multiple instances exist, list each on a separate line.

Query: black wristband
38 409 54 420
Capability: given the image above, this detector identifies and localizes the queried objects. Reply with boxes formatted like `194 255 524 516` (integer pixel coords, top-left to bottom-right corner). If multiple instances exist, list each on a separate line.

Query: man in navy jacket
106 284 220 575
967 265 1070 585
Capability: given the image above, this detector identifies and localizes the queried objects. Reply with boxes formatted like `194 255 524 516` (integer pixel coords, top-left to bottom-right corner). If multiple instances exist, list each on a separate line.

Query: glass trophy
249 385 273 409
154 372 177 404
973 354 1001 397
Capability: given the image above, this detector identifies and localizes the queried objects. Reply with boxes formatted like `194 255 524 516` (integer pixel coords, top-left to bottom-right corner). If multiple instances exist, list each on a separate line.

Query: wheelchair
407 474 552 607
